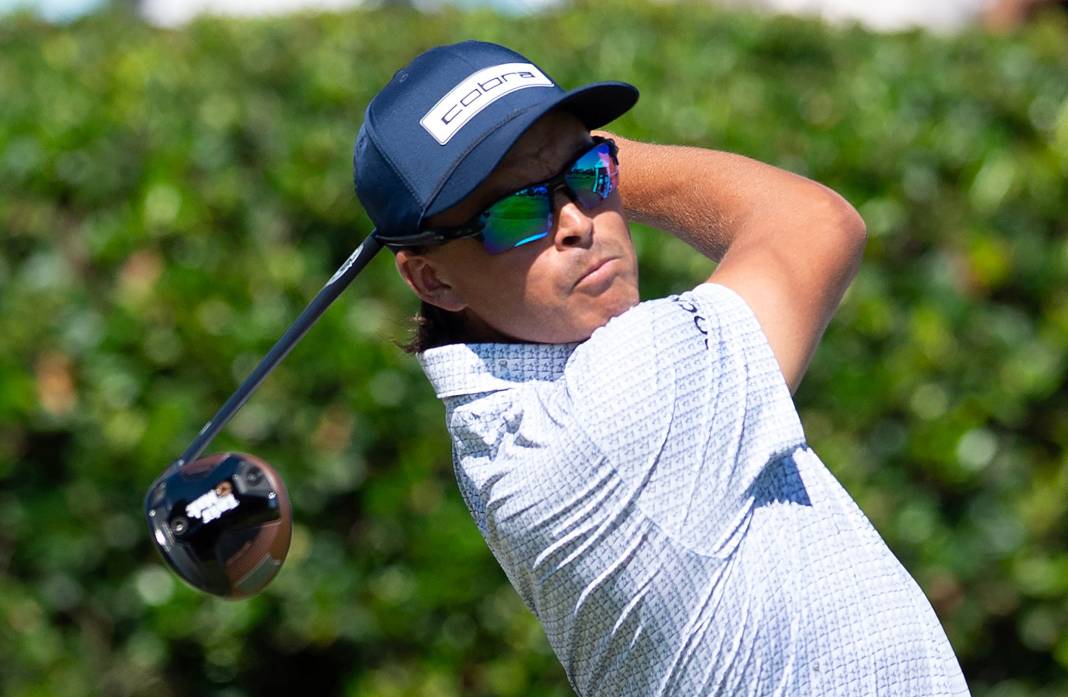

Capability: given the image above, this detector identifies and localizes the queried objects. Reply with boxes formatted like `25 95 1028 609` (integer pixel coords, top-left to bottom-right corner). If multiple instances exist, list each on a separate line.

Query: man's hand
598 131 867 394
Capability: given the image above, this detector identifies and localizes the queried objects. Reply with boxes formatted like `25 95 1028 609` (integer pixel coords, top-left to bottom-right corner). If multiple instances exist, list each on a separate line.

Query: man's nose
552 188 594 249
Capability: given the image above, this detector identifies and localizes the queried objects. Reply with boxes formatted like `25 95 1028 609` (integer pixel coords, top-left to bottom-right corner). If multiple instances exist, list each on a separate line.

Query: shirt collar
418 342 579 398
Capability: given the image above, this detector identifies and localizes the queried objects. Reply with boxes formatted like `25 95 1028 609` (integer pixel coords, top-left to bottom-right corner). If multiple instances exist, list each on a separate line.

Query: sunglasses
394 137 619 255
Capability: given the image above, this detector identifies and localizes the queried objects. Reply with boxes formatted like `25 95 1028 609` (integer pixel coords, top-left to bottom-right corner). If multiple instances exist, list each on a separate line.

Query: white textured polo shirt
419 283 969 696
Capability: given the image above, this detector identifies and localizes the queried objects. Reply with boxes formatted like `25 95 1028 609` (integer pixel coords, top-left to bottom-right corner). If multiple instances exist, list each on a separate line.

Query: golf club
144 234 383 598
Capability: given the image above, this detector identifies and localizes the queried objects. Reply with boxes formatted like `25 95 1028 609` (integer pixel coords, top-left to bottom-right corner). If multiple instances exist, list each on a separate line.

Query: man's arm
597 131 867 394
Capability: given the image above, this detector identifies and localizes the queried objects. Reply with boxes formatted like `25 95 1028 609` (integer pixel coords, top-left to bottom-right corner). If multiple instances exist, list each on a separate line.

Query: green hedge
1 3 1066 695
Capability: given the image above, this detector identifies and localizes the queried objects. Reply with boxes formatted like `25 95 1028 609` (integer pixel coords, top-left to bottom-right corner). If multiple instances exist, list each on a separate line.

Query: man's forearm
598 130 867 392
599 131 864 262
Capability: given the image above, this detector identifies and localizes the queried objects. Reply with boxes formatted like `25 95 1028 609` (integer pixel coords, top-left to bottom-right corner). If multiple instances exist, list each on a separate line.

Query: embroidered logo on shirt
670 294 709 349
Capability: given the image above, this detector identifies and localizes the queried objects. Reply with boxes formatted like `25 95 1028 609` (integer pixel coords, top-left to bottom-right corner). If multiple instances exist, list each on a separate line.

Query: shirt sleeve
562 283 806 556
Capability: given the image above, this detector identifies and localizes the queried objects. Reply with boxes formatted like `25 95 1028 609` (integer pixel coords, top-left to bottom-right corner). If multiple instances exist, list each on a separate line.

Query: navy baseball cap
353 40 638 247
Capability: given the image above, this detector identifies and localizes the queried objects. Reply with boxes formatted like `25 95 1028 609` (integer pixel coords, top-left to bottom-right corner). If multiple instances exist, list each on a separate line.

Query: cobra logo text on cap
420 63 554 145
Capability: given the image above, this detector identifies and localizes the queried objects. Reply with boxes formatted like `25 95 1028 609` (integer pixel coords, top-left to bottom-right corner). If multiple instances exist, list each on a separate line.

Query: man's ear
394 250 467 312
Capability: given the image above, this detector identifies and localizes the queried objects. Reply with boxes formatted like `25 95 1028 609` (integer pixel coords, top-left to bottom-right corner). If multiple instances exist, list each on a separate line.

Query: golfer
353 40 969 696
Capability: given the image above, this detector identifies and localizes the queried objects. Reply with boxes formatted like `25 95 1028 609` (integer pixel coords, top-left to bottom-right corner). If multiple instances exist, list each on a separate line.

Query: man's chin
603 286 641 321
490 289 640 344
574 293 641 341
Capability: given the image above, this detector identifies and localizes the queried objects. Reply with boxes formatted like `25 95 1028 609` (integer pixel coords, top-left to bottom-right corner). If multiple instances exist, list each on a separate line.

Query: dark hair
402 300 469 354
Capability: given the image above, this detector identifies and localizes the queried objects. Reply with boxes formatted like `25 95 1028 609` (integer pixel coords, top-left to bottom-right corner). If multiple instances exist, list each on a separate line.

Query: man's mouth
574 257 619 291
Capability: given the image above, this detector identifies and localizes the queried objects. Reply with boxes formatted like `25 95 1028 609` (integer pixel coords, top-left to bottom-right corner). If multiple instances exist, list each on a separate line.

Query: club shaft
175 235 383 469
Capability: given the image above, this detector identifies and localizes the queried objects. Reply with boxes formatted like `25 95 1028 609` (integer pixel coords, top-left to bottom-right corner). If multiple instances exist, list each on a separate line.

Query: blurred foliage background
1 2 1067 695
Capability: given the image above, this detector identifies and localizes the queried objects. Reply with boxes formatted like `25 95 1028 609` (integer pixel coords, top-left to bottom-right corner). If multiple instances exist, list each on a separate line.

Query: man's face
395 112 639 344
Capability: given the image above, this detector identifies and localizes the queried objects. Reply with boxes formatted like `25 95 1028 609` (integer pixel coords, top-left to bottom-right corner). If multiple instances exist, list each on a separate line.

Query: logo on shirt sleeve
670 294 709 349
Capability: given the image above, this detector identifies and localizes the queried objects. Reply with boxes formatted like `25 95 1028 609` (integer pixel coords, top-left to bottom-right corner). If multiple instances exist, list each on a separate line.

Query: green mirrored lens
565 144 617 209
474 142 617 254
480 186 552 254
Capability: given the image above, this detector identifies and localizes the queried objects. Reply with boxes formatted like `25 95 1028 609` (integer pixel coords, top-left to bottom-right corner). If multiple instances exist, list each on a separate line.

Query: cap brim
422 81 639 221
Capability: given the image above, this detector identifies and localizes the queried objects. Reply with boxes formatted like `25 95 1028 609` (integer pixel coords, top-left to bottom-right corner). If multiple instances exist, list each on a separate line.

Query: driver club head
144 452 292 599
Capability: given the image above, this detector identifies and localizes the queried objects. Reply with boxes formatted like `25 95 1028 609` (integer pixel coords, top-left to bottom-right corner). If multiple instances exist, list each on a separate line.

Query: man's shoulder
577 282 753 348
566 282 749 376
